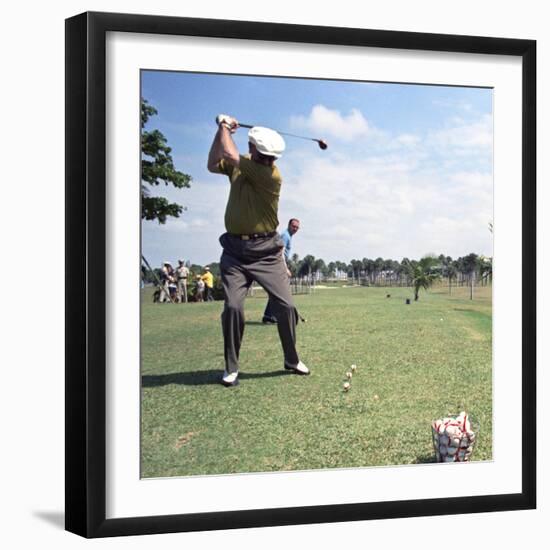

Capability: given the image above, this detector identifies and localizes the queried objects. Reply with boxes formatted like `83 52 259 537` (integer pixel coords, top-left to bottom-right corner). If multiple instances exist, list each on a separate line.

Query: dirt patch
175 431 197 450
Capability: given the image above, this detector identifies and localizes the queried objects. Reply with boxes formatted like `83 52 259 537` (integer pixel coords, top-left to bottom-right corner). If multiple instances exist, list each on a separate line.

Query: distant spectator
201 266 214 302
176 259 189 303
159 261 175 303
195 275 205 302
169 279 178 301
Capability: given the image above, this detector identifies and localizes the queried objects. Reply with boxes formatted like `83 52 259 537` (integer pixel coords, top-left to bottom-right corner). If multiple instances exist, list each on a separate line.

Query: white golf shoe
284 360 310 375
221 370 239 387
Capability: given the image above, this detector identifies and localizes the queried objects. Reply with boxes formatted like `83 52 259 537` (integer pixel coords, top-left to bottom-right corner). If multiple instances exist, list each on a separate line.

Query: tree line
143 253 491 291
287 252 492 288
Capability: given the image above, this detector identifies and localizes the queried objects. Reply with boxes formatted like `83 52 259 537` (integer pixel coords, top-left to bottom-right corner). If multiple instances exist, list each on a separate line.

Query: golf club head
317 140 328 150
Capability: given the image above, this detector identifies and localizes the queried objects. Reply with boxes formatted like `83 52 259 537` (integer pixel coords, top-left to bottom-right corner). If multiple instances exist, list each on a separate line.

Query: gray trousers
177 278 188 303
219 233 299 374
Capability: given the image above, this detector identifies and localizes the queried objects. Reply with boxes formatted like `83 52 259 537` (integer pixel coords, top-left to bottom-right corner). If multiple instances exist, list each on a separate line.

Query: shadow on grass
415 453 437 464
142 369 291 387
245 321 272 326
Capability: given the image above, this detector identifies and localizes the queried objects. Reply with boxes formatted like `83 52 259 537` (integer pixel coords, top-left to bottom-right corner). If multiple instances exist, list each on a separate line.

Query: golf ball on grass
346 371 352 379
343 382 351 392
351 364 357 372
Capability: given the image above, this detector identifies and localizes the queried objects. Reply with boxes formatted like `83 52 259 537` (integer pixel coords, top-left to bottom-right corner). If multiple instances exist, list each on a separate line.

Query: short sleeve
218 158 235 177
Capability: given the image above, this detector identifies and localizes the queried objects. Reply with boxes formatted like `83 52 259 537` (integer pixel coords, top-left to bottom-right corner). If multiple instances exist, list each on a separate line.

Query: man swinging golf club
208 114 310 386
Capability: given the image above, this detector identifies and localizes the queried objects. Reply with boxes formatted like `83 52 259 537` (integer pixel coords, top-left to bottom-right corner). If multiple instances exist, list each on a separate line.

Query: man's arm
280 248 292 277
207 119 240 173
280 233 292 277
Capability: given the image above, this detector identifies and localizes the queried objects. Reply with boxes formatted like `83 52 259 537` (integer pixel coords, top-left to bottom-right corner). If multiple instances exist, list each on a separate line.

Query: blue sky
141 70 493 268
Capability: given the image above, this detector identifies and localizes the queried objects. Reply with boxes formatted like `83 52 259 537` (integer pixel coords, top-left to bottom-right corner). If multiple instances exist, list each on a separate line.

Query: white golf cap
164 261 171 265
248 127 285 159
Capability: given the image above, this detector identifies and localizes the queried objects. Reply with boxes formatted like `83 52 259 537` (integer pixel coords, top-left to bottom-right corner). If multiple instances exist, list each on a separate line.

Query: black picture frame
65 11 536 538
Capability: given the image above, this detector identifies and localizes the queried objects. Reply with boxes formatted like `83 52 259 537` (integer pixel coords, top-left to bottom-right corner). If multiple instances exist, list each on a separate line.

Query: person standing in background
262 218 300 324
176 259 189 303
201 266 214 302
159 261 175 303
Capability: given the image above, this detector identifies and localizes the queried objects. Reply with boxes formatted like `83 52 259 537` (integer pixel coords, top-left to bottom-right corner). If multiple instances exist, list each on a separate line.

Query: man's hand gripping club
207 114 240 173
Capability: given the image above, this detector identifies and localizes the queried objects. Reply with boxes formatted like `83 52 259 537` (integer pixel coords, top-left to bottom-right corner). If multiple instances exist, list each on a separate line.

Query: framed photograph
65 11 536 538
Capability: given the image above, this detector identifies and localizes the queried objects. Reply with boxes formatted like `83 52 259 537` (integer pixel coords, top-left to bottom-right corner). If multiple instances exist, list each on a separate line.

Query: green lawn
141 284 492 478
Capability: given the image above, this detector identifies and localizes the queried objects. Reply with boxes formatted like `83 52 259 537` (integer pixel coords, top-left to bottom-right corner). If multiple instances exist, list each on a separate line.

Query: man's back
218 155 282 235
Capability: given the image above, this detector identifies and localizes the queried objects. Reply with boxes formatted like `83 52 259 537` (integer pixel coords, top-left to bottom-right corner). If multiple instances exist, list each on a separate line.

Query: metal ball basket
431 412 479 463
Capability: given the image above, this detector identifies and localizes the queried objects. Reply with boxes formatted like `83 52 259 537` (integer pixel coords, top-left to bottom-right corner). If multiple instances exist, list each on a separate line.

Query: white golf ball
343 382 351 391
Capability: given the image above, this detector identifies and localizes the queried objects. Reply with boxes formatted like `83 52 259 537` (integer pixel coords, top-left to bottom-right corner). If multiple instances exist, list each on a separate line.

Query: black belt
229 231 277 240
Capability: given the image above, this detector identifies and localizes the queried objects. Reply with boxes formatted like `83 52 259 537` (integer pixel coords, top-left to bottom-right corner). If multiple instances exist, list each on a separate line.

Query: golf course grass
141 284 492 478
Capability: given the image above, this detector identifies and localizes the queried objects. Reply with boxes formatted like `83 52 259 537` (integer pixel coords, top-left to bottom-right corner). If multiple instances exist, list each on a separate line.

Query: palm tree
478 255 492 285
400 258 412 286
314 258 327 281
373 257 384 285
461 253 479 299
462 253 478 276
299 255 316 281
445 264 458 294
287 253 299 277
383 258 395 285
350 259 363 284
404 256 441 301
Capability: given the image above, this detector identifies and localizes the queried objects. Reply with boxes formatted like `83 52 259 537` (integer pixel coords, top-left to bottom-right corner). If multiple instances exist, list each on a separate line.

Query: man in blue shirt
262 218 301 324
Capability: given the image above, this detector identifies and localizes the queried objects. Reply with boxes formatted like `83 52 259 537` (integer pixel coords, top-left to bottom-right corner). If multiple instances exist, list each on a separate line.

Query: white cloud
278 146 492 262
290 105 370 142
432 98 474 113
141 176 228 265
154 217 210 232
448 171 493 204
429 114 493 151
396 133 421 147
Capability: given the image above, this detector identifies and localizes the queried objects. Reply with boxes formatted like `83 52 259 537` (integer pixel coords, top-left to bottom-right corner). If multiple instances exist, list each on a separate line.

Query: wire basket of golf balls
431 412 478 463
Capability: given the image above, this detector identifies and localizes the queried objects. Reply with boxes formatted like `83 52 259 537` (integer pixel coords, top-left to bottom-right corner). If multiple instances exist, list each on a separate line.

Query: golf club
240 123 328 150
216 116 328 150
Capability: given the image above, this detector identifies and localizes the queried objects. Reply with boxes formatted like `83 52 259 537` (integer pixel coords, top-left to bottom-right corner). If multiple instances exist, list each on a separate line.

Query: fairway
141 285 492 478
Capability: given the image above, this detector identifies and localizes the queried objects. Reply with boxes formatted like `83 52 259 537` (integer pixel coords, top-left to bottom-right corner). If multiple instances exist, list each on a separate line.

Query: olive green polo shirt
218 155 281 234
